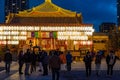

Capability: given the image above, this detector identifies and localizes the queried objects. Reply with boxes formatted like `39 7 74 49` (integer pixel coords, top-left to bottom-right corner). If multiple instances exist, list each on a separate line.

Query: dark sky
0 0 117 32
0 0 5 23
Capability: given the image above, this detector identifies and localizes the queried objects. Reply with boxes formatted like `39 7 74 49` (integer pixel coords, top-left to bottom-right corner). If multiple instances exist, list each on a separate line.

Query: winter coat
42 51 49 65
37 51 43 62
106 54 117 66
83 55 92 66
4 52 12 63
59 54 66 64
31 52 37 64
24 52 31 63
66 53 72 63
95 55 102 64
49 55 61 69
18 53 24 64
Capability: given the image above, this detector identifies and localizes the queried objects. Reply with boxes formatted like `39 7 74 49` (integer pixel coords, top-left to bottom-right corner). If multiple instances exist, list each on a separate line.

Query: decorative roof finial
45 0 52 3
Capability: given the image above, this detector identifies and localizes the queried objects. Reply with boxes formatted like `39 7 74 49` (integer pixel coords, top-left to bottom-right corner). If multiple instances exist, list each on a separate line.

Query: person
49 50 61 80
24 49 31 75
59 51 66 70
48 50 54 71
18 50 24 74
90 50 95 59
37 49 43 72
95 51 102 76
83 51 92 77
4 49 12 73
66 51 72 71
106 50 117 76
42 51 49 76
30 50 37 73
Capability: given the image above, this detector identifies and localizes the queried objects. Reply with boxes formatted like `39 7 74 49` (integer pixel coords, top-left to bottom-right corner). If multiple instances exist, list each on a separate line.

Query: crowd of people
83 50 118 77
2 48 119 80
3 48 73 80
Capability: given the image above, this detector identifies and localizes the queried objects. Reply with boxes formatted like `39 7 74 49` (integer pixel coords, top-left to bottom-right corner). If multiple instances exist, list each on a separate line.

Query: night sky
0 0 117 32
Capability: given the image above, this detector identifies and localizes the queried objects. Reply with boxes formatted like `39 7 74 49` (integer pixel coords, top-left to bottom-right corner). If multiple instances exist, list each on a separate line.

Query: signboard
35 32 39 38
49 32 57 38
41 32 50 38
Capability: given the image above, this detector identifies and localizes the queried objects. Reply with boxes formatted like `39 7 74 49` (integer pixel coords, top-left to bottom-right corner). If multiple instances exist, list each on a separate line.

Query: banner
49 32 57 38
50 32 53 38
31 32 35 37
35 32 39 38
41 32 50 38
53 32 57 38
27 32 31 38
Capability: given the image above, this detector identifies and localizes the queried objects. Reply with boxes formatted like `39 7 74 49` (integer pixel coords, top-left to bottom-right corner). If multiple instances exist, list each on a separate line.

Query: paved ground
0 67 4 71
0 59 120 80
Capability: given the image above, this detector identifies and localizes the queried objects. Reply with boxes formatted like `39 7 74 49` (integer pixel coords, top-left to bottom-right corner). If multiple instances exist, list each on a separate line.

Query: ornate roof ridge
17 0 81 17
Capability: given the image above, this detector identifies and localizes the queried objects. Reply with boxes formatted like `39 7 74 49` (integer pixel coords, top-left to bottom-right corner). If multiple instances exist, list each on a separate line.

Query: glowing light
57 36 88 40
0 25 94 44
41 26 93 31
20 31 27 35
8 41 19 44
58 32 81 36
73 41 78 45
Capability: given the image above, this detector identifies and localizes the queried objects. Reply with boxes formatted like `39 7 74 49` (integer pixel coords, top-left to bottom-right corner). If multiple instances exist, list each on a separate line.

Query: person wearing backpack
95 51 102 76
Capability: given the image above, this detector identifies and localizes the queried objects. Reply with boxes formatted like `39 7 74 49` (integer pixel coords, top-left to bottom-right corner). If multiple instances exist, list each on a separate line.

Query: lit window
22 1 25 3
12 3 16 6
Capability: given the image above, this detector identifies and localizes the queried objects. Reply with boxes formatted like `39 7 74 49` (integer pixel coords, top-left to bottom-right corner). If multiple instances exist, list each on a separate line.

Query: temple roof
16 0 81 17
6 0 82 23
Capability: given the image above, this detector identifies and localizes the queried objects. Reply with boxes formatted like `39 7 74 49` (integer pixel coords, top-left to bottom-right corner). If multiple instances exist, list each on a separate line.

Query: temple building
0 0 95 59
6 0 82 24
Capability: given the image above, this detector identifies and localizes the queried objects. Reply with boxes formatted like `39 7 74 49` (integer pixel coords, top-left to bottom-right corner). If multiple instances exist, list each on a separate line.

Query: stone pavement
0 61 17 71
0 59 120 80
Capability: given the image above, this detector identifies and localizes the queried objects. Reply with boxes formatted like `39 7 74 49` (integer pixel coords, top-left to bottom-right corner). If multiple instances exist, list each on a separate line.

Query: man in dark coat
24 49 31 75
66 51 72 71
18 50 24 74
4 49 12 73
106 50 117 76
42 51 49 76
37 49 44 72
49 50 61 80
95 51 102 76
30 50 37 73
83 51 92 77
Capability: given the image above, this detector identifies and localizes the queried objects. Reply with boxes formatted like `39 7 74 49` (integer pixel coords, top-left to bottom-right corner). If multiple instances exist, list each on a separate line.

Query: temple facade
0 0 96 59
